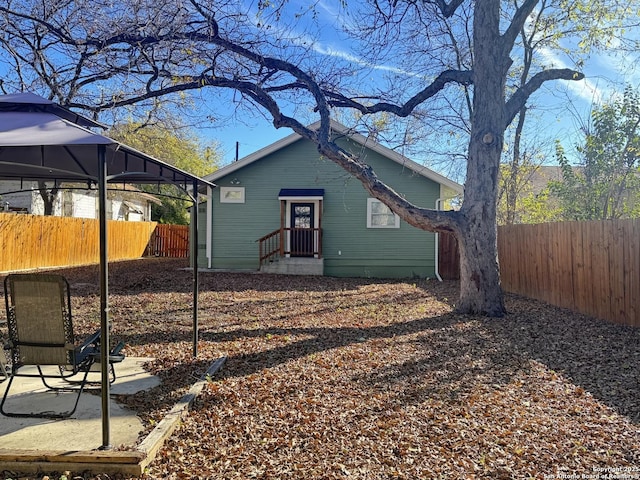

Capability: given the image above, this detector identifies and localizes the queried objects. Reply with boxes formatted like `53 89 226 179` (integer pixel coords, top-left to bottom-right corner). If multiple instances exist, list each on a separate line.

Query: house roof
279 188 325 197
0 93 214 192
526 166 564 194
206 120 463 198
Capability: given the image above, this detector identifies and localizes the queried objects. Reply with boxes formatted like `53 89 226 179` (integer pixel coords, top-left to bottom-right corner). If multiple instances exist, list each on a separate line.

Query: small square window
220 187 245 203
367 198 399 228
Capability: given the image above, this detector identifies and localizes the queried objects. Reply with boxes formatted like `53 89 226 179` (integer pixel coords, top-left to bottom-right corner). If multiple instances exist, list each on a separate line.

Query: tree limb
432 0 466 18
315 138 460 233
504 68 585 127
501 0 539 53
325 69 473 117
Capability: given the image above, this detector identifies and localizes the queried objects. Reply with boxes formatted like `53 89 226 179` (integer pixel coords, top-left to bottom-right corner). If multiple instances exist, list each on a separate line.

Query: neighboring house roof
526 166 564 194
0 180 163 206
105 184 163 206
206 120 463 198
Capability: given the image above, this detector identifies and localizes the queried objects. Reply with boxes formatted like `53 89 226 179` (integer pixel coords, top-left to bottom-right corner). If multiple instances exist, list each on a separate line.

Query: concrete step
260 257 323 275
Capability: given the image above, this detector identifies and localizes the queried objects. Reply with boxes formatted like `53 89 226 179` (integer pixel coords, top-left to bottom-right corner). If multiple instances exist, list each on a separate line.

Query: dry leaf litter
1 258 638 479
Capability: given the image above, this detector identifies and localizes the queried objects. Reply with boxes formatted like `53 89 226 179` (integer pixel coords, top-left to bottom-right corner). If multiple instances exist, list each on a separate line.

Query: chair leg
0 374 17 417
0 367 92 419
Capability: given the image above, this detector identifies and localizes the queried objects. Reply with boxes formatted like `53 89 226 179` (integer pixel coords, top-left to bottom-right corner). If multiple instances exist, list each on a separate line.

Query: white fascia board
205 130 303 182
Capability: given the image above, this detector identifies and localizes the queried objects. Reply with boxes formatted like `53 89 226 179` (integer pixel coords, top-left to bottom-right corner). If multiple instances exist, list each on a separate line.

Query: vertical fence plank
147 224 189 258
609 220 625 324
630 220 640 327
498 219 639 328
557 222 574 311
567 222 589 316
547 223 560 308
593 221 611 322
438 232 460 280
0 213 162 272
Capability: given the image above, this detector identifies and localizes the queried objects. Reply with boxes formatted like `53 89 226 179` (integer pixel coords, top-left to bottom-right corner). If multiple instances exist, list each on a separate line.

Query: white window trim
367 198 400 228
220 186 245 203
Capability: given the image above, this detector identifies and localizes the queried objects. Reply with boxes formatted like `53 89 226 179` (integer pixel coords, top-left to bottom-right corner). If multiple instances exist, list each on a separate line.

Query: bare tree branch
504 68 585 127
325 69 473 117
0 0 617 315
501 0 539 52
432 0 467 18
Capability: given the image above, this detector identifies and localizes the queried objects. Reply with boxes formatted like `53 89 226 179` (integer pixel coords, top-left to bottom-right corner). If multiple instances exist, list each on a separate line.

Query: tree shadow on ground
3 259 638 426
192 312 535 425
483 294 640 423
200 314 461 379
194 295 640 425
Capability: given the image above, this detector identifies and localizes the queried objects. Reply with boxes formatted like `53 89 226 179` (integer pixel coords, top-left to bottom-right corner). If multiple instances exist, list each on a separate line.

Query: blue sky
199 0 350 165
199 0 639 180
2 0 631 178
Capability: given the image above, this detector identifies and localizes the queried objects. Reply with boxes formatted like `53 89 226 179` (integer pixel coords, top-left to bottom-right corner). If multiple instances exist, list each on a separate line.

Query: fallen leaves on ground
2 258 639 479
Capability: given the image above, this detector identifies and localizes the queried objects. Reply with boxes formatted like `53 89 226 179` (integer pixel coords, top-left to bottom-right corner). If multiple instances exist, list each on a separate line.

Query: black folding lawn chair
1 273 124 419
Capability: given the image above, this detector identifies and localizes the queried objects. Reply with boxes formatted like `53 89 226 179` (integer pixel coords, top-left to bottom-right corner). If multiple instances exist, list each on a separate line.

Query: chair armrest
79 330 101 350
74 329 101 365
108 341 125 364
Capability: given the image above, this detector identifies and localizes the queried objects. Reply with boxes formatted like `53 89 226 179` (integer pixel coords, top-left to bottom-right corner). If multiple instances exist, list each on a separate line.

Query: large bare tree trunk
456 199 504 316
0 0 587 317
455 0 507 316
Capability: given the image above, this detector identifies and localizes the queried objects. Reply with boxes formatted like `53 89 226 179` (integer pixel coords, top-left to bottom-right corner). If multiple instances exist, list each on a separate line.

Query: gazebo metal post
191 178 199 358
98 144 111 449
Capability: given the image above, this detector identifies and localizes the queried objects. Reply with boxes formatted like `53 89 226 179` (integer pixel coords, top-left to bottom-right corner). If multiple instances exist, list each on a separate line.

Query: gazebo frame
0 92 215 449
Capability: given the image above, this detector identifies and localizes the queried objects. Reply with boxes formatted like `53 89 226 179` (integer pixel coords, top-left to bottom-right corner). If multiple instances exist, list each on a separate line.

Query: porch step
260 257 324 276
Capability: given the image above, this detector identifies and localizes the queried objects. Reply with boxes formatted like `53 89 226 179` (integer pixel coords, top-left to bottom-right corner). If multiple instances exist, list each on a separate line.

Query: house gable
205 125 459 278
206 120 463 200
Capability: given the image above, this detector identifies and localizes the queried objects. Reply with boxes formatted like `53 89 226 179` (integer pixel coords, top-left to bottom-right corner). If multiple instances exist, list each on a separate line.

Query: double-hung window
366 198 400 228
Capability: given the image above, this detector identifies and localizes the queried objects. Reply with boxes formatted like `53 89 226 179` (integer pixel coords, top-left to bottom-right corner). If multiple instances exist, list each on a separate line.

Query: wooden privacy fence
438 232 460 280
0 213 189 272
498 219 640 328
148 224 190 258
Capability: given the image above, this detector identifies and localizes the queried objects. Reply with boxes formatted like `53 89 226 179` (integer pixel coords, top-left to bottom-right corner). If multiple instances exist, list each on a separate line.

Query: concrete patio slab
0 357 160 451
0 356 226 477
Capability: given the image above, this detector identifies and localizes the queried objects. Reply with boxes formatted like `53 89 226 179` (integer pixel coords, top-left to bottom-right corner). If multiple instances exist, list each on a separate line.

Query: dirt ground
2 257 639 479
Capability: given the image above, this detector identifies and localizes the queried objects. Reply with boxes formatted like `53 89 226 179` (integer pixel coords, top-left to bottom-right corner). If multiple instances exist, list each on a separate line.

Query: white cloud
247 3 418 78
537 47 606 104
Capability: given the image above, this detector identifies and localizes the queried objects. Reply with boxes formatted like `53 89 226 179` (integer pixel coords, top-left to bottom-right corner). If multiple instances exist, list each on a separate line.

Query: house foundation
260 257 324 276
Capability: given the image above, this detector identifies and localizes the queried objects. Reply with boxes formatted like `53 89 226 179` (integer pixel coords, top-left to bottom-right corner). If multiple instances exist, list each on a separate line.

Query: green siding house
198 121 462 278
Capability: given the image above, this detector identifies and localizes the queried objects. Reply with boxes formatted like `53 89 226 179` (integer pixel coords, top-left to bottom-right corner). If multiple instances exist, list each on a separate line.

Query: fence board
498 219 640 328
593 222 611 322
0 213 158 272
570 222 585 314
609 220 625 324
633 221 640 325
556 222 574 310
148 224 189 258
437 232 460 280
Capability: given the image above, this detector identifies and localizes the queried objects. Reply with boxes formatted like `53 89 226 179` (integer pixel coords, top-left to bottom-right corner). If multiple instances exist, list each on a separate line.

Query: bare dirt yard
2 257 640 479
